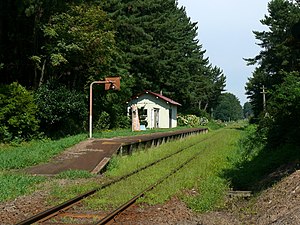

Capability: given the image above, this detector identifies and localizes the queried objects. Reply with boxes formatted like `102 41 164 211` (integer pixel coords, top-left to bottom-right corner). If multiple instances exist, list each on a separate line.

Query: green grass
146 128 241 212
0 133 88 203
0 134 87 170
0 172 45 202
206 120 225 130
92 126 192 138
0 126 193 170
222 142 300 191
220 123 300 191
0 126 201 204
55 170 95 180
2 122 297 212
49 127 243 212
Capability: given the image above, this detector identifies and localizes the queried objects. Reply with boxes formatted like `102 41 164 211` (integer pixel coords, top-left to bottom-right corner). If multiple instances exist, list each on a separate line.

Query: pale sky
177 0 270 105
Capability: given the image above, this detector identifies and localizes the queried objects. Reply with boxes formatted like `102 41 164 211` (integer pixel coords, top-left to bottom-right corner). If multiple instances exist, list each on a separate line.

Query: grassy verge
49 126 243 212
0 127 195 170
92 126 193 138
0 126 202 203
222 124 300 191
0 134 87 170
144 127 241 212
0 172 45 202
0 134 91 202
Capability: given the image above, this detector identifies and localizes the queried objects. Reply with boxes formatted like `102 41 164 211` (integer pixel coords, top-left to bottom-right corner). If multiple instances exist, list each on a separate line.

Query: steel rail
16 135 212 225
16 131 215 224
94 147 204 225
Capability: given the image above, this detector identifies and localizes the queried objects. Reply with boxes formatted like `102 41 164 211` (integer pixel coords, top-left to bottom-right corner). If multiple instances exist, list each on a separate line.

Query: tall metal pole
89 82 94 139
89 81 107 139
89 78 120 139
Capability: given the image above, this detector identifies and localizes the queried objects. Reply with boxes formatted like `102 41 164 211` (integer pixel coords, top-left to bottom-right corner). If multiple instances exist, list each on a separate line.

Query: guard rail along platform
26 128 208 176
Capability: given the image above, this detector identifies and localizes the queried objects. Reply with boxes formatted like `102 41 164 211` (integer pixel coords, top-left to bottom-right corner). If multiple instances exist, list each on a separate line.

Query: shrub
177 114 206 127
95 111 110 130
35 81 87 138
266 72 300 147
187 115 200 127
200 117 209 126
0 82 39 142
206 120 224 130
177 114 188 126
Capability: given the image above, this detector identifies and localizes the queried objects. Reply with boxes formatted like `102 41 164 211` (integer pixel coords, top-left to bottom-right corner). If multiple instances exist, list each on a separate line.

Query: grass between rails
49 127 243 212
0 126 195 170
0 126 198 203
2 121 297 214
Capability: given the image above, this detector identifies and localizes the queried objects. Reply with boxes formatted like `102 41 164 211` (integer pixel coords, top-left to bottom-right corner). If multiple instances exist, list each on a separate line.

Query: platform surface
26 128 206 175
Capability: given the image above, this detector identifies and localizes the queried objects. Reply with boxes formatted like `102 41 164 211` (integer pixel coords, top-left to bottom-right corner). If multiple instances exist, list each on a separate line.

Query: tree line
245 0 300 147
0 0 226 141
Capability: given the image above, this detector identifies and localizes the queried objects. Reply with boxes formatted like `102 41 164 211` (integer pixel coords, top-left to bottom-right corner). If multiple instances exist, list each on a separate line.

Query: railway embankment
1 123 299 224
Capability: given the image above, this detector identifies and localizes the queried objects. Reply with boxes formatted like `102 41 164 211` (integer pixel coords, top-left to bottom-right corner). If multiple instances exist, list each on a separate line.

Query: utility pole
260 85 267 111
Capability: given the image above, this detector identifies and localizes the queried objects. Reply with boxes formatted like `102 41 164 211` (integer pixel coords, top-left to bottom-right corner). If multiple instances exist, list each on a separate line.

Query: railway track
16 135 212 225
94 150 203 225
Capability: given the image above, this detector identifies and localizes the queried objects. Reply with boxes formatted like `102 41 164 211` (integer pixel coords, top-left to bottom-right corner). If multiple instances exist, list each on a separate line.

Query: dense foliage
266 72 300 146
245 0 300 147
243 102 253 119
40 3 123 88
0 0 225 141
213 93 243 122
0 83 39 142
34 81 87 137
99 0 226 111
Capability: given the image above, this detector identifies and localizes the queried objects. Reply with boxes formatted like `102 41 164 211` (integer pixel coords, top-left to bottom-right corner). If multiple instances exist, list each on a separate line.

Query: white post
89 78 119 138
89 82 95 139
89 115 92 138
89 81 103 139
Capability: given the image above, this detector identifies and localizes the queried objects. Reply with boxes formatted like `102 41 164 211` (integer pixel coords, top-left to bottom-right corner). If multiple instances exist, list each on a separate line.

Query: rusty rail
16 132 210 225
94 147 204 225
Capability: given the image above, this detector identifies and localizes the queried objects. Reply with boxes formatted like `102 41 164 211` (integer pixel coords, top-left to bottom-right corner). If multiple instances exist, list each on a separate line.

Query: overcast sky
177 0 270 105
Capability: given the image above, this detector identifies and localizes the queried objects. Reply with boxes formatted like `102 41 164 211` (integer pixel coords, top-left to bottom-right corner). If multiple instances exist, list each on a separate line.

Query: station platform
26 128 208 176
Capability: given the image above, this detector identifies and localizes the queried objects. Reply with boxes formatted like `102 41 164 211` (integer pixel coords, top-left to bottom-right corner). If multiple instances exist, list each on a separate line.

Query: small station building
127 90 181 129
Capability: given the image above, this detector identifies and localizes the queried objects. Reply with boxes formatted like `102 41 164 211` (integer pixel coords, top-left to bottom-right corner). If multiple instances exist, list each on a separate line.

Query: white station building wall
128 94 178 129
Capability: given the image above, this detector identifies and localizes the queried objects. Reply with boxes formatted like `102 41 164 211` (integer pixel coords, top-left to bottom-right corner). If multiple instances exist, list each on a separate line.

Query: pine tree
245 0 300 146
245 0 300 117
100 0 225 112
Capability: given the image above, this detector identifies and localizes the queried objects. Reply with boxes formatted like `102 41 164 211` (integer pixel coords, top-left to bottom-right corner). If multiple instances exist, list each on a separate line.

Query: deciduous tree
214 93 243 122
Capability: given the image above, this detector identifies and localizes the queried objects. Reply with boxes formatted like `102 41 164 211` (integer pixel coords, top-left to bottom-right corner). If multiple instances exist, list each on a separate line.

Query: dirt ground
1 169 299 225
110 168 300 225
1 135 299 225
